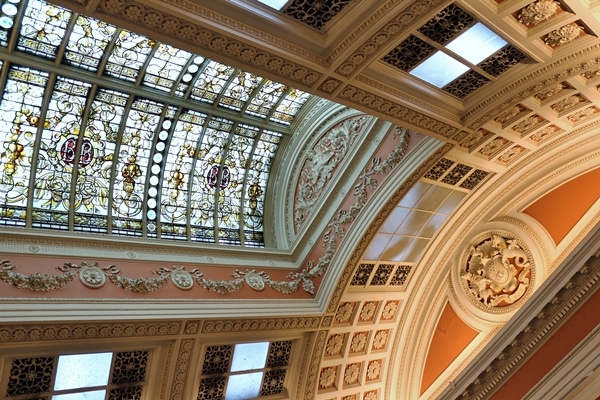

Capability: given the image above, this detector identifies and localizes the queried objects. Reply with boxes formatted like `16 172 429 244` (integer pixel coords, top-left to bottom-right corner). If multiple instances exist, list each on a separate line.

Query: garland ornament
0 259 76 291
0 128 409 296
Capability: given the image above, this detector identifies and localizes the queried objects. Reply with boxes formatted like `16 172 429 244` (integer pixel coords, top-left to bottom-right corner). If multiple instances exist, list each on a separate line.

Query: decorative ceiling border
162 0 326 65
325 140 453 314
0 320 182 343
333 0 446 77
95 0 323 87
356 74 461 123
337 85 459 139
464 46 600 129
459 255 600 399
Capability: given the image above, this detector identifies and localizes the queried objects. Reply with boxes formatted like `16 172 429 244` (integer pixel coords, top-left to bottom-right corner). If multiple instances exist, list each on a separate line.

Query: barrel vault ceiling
1 0 600 400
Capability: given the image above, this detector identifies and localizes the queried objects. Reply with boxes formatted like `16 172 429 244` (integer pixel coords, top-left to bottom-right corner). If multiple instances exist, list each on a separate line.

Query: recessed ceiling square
445 22 507 64
410 51 469 88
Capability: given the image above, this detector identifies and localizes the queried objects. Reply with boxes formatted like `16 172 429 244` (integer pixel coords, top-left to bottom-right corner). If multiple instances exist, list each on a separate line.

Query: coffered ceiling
1 1 600 400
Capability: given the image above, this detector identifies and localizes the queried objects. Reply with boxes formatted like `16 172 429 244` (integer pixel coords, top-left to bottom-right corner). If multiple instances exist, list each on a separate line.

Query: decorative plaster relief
544 22 585 47
517 0 562 26
343 362 361 385
460 234 533 310
294 115 369 231
366 359 382 382
319 366 337 389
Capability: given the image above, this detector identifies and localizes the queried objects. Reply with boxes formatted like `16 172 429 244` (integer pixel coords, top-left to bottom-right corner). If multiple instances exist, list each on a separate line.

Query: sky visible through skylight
410 22 507 88
53 352 113 399
226 342 270 400
256 0 288 10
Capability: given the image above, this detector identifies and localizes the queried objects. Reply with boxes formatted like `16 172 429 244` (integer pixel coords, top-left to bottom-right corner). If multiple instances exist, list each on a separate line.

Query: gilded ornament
0 260 76 291
335 302 354 323
350 332 367 352
359 301 377 321
169 268 194 290
243 270 265 291
381 301 398 320
372 330 388 349
326 334 344 355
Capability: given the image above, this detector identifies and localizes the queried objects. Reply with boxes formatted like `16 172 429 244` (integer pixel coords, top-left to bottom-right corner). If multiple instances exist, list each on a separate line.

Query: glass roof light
0 0 312 247
409 21 509 90
256 0 289 10
445 22 507 64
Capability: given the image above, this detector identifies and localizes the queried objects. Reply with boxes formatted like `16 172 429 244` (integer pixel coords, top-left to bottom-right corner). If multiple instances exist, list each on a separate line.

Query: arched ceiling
1 1 600 400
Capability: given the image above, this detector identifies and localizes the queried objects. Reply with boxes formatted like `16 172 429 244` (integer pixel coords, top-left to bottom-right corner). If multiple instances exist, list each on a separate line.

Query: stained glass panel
271 89 310 125
64 16 117 71
245 80 287 118
72 89 128 233
0 0 313 246
189 117 234 243
111 98 163 236
17 0 71 59
160 109 208 240
0 66 47 226
190 60 235 104
220 71 260 112
142 43 192 93
32 76 91 229
104 30 155 82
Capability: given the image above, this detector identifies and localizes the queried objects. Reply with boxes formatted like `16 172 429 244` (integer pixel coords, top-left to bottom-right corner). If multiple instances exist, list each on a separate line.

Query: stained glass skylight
0 0 311 246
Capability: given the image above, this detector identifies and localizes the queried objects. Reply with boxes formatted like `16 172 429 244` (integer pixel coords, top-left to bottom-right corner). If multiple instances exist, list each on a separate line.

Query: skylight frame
256 0 289 11
408 21 508 90
4 349 150 399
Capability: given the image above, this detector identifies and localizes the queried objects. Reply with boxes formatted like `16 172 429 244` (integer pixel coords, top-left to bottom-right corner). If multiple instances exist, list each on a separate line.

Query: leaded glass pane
17 0 71 59
216 123 258 244
189 116 234 243
271 88 310 125
244 130 280 246
104 30 155 82
220 71 260 112
32 76 91 229
64 15 117 71
190 60 235 104
72 89 128 233
142 44 192 93
0 66 47 227
111 98 162 236
245 80 286 119
0 0 23 47
160 109 208 240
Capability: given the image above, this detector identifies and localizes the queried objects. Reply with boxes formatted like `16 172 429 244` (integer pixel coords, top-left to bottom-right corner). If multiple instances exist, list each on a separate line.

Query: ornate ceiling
1 1 600 400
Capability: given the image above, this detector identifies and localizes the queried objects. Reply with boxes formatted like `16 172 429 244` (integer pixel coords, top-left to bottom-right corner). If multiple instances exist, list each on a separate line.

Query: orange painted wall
420 301 479 394
490 286 600 399
523 167 600 244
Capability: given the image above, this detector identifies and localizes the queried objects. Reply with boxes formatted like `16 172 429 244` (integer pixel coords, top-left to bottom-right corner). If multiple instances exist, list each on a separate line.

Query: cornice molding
464 47 600 129
438 247 600 400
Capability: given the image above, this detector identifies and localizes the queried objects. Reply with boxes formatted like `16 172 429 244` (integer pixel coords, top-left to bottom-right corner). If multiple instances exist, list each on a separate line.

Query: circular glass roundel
206 165 230 189
60 137 94 167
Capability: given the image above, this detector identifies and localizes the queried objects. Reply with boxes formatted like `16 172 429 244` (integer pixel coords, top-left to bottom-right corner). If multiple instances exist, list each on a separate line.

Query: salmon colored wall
420 301 479 394
0 253 320 300
523 167 600 245
490 286 600 399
